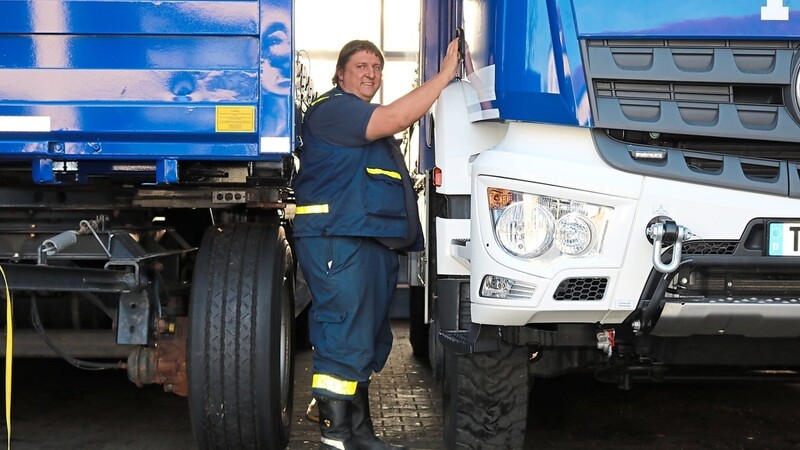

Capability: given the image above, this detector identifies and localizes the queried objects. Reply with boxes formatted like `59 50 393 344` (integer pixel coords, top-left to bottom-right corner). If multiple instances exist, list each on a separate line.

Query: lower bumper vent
553 277 608 301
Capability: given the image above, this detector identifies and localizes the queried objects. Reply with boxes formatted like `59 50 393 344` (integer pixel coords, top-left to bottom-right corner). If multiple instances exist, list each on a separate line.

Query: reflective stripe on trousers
312 373 358 397
296 204 329 215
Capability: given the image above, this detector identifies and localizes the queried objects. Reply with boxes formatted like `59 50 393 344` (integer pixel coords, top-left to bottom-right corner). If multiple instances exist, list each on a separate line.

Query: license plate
768 222 800 256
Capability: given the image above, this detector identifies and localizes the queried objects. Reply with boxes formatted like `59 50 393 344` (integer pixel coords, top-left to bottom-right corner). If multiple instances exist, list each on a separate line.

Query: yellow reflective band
296 204 329 215
1 265 12 449
309 93 342 107
366 167 401 180
312 374 358 396
310 96 329 107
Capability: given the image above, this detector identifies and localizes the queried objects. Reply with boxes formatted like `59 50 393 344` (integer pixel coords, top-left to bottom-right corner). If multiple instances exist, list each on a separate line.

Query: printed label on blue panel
215 106 255 133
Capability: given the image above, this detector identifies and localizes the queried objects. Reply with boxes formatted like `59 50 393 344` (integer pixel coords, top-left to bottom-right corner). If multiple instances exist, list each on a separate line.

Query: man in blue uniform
293 38 460 449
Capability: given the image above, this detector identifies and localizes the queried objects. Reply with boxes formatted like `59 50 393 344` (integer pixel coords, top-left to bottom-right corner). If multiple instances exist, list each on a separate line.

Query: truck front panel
432 0 800 331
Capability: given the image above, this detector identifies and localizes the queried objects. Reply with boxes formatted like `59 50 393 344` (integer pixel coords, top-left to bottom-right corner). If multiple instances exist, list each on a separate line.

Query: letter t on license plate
768 222 800 256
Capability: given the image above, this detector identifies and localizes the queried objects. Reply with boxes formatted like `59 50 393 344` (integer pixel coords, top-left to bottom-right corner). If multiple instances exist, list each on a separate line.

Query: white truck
410 0 800 448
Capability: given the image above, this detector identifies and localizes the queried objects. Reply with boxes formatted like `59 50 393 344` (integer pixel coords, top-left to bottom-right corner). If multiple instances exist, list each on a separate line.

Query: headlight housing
488 188 613 260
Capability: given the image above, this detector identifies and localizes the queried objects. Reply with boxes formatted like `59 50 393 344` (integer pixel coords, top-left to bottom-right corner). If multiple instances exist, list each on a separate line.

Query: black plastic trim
593 129 793 197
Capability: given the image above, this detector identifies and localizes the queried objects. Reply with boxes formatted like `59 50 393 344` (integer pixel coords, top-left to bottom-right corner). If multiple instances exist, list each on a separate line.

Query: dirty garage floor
4 321 800 449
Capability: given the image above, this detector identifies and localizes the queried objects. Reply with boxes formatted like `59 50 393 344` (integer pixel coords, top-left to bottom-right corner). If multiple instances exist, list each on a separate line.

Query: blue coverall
293 87 423 400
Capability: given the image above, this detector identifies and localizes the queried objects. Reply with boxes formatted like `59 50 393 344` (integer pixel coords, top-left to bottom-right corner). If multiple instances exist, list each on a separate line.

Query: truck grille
587 39 800 197
584 39 800 144
682 240 738 256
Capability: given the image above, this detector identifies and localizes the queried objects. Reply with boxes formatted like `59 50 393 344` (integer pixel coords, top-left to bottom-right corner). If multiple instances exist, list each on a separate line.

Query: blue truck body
0 2 305 448
0 0 295 183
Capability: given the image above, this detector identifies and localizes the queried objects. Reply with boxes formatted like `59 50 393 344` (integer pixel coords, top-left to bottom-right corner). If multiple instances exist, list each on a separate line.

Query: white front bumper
453 122 800 326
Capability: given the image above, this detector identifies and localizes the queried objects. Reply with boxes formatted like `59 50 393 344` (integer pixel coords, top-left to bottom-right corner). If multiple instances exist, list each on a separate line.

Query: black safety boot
317 396 353 450
349 386 407 450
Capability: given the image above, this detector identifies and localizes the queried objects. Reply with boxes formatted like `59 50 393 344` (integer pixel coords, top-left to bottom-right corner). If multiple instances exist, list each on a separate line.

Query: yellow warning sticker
215 106 255 133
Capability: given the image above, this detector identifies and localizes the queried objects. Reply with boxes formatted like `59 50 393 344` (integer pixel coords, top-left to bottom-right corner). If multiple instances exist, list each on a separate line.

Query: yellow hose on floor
0 265 11 449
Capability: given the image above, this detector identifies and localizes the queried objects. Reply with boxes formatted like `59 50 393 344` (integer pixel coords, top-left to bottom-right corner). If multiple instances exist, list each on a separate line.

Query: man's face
337 50 383 102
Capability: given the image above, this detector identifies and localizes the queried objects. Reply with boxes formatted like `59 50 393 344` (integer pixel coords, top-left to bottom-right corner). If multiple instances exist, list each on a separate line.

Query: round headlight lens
495 202 555 257
555 212 596 256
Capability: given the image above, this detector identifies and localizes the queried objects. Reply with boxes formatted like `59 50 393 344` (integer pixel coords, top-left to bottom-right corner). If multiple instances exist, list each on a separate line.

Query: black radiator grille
681 240 738 256
595 82 784 106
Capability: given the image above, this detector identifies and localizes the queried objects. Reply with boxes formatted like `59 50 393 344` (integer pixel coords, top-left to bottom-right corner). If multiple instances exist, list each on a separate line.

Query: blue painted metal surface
462 0 589 126
156 159 179 184
259 0 293 145
454 0 799 127
572 0 800 39
0 1 259 35
419 0 458 171
0 0 294 183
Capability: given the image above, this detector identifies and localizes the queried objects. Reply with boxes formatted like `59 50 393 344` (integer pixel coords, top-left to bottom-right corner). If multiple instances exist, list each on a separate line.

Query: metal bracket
117 290 150 345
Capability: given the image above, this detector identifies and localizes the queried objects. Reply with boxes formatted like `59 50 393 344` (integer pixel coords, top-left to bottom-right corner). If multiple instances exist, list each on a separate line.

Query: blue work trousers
294 236 398 398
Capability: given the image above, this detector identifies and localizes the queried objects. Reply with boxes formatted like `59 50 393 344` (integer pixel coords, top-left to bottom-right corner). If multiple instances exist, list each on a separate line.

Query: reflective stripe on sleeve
366 167 401 180
296 204 329 215
312 373 358 396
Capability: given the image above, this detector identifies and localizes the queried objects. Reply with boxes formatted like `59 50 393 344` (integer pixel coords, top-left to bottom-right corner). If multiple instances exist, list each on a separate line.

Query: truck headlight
555 212 596 256
495 202 554 257
488 188 613 260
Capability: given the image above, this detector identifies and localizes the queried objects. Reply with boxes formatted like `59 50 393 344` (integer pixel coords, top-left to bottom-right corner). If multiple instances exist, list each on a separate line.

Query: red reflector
433 167 443 187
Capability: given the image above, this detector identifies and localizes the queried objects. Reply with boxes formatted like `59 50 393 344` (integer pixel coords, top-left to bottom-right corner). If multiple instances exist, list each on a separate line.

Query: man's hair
332 40 385 86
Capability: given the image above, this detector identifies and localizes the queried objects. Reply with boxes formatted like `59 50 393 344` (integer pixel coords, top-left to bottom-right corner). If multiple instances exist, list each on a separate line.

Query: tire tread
188 222 293 450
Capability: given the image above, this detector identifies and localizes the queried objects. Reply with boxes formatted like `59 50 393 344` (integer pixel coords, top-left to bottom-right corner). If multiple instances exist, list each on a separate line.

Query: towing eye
646 219 693 274
635 218 693 334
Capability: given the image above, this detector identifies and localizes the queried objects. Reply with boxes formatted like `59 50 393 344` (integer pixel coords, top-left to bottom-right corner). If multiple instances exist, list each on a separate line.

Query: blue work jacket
293 89 422 251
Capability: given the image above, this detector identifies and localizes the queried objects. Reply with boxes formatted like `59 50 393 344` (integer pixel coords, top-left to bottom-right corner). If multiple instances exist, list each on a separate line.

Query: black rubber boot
317 396 353 450
349 386 407 450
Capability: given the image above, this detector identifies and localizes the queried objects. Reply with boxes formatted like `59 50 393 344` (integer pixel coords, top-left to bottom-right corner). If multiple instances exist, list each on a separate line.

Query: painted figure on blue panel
260 6 292 139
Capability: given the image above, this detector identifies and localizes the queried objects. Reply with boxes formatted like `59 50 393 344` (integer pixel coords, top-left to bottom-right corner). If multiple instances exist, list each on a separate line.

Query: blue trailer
0 0 311 448
411 0 800 448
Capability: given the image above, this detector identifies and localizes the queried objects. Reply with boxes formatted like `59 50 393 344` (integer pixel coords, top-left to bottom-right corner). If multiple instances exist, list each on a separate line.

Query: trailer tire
188 220 295 450
443 343 528 449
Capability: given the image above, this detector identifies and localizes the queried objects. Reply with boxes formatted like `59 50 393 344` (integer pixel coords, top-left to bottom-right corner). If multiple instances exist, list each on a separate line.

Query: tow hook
596 329 615 357
646 218 692 274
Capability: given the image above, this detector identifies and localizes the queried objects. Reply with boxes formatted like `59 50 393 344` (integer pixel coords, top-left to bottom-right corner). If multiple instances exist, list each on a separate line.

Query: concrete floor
5 321 800 449
289 322 443 449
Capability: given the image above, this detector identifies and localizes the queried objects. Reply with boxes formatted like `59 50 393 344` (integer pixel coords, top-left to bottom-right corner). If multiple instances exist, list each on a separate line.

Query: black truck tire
188 220 295 450
409 285 430 362
443 343 529 449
